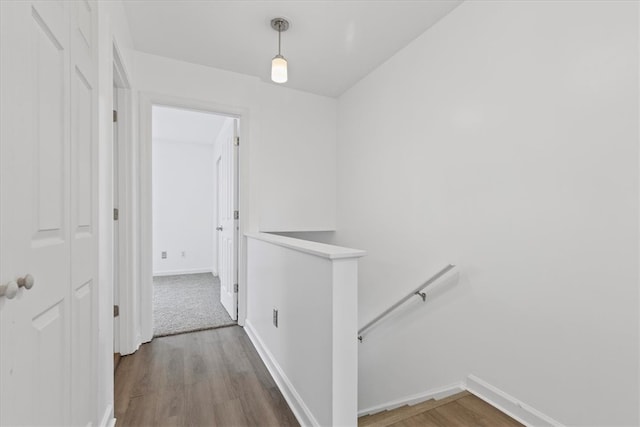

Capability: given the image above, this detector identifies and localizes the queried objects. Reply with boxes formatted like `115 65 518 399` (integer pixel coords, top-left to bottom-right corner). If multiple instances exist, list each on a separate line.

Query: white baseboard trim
465 375 564 427
99 404 115 427
358 382 465 417
244 320 320 427
152 268 213 277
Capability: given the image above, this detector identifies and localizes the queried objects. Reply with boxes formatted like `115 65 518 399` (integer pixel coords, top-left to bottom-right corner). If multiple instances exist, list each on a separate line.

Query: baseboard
244 320 320 427
99 404 115 427
465 375 564 427
357 382 465 417
152 268 213 277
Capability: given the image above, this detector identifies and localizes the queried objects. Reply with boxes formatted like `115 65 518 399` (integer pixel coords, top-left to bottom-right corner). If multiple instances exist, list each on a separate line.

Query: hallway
114 326 299 426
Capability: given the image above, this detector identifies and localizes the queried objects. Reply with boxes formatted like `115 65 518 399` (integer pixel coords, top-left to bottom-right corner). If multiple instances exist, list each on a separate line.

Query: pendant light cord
278 25 282 56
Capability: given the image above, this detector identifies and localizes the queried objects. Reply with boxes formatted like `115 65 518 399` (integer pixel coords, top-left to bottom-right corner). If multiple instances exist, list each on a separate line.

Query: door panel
34 8 66 236
0 1 98 425
30 301 67 424
70 0 98 424
73 67 94 230
1 2 71 425
219 120 238 320
75 0 93 50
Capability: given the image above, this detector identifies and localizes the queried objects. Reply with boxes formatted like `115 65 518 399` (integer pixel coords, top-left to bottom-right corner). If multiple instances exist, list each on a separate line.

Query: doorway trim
138 92 249 343
112 42 136 355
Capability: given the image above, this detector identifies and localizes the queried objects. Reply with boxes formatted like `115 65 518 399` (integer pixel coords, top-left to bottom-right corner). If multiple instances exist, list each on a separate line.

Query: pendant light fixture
270 17 289 83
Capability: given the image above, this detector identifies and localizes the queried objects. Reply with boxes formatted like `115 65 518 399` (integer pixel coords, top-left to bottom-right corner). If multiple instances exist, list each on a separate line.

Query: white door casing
113 84 120 354
139 95 248 346
0 1 98 425
216 155 222 277
218 120 238 320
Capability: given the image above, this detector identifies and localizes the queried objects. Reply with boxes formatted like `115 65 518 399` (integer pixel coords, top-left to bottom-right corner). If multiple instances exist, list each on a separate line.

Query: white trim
153 136 216 146
112 42 131 89
112 40 140 356
152 268 214 277
139 94 154 343
139 92 250 341
245 232 366 260
357 376 564 426
357 383 465 417
98 404 115 427
465 375 564 427
244 320 320 427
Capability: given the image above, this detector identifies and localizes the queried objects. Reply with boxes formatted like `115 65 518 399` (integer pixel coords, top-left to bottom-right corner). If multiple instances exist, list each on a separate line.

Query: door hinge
234 283 238 293
234 136 240 146
113 110 118 122
234 210 239 220
113 208 119 221
113 305 120 317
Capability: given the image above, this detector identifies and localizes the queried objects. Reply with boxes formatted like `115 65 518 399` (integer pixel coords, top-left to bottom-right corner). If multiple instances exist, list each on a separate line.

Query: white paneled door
218 120 238 320
0 1 98 426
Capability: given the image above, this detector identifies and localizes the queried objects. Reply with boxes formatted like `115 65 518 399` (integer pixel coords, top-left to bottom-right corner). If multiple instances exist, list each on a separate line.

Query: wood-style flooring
114 326 299 427
358 391 524 427
116 326 523 427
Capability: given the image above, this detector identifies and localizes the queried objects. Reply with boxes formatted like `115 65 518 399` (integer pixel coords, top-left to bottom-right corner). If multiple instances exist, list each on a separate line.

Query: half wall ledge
244 231 366 260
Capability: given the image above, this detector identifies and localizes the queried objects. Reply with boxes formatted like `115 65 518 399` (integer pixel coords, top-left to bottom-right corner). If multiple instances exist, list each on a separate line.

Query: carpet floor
153 272 236 337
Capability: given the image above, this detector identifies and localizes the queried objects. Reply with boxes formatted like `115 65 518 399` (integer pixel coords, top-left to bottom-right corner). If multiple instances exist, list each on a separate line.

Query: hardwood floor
116 326 522 427
358 391 524 427
114 353 121 372
114 326 299 427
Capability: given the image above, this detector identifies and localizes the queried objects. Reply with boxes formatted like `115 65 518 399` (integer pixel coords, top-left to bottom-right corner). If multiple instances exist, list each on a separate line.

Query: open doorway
151 105 238 337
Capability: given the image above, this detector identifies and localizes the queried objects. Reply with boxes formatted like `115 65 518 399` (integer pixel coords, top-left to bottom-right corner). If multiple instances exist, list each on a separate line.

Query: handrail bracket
357 264 455 342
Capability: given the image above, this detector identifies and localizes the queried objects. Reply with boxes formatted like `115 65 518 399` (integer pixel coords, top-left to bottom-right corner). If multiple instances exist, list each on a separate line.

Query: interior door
0 1 98 425
69 1 99 423
0 2 72 424
218 120 238 320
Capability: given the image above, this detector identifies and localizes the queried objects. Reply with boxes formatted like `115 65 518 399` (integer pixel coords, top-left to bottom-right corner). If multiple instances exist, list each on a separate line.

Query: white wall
256 84 337 232
133 51 337 234
134 51 338 332
335 1 639 426
152 139 215 276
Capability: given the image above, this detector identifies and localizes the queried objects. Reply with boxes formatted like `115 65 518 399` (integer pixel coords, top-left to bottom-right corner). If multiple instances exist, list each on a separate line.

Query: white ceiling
152 105 232 144
122 0 463 97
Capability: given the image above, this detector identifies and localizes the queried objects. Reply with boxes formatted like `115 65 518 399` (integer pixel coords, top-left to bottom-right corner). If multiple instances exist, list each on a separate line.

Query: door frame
111 42 136 355
138 92 248 343
215 154 222 277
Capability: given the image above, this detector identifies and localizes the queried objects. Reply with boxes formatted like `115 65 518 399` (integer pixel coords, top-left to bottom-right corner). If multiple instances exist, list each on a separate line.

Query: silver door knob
0 281 18 299
216 226 223 231
17 274 34 290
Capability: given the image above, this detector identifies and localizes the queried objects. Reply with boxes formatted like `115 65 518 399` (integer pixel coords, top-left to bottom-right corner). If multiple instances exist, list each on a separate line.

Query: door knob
17 274 34 290
216 226 223 231
0 281 18 299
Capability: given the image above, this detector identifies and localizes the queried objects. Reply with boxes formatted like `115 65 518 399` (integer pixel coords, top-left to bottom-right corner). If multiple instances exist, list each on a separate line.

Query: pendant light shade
271 55 288 83
270 18 289 84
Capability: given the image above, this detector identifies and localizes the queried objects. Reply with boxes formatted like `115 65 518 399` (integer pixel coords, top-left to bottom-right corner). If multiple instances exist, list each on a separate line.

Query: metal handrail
357 264 456 342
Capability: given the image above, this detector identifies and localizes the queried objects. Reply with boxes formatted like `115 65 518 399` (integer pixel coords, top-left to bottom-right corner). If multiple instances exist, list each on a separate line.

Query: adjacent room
151 105 238 337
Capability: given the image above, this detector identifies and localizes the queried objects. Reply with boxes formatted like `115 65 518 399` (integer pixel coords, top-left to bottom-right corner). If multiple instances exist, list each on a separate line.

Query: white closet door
69 0 98 424
0 1 98 425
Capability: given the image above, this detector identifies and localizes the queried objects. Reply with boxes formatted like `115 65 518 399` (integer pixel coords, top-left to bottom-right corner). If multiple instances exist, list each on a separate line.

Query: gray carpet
153 272 236 337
